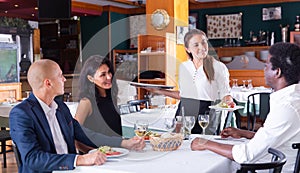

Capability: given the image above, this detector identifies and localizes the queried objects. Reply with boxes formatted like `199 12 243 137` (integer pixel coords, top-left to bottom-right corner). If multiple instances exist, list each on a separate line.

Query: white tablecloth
121 106 178 131
230 86 272 103
54 135 248 173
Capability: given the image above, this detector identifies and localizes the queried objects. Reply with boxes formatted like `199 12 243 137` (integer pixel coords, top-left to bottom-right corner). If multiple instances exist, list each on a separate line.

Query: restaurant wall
191 2 300 47
80 12 129 63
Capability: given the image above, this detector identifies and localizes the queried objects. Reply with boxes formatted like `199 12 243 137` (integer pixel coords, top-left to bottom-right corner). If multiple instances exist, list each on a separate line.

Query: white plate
129 82 175 89
123 145 169 161
89 147 129 158
209 105 244 111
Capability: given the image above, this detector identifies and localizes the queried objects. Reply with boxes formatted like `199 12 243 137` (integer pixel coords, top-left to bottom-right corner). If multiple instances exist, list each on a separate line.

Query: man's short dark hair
269 42 300 85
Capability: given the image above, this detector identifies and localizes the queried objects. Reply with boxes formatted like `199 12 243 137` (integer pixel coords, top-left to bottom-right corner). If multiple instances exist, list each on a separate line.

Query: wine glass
134 120 149 138
184 116 195 140
242 80 246 89
232 79 238 88
198 113 209 135
164 118 177 133
247 79 253 90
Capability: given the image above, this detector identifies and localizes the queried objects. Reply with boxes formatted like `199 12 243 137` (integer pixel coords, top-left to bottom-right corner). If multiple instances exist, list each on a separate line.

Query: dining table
0 102 19 127
54 134 248 173
230 86 272 116
121 105 178 138
230 86 272 103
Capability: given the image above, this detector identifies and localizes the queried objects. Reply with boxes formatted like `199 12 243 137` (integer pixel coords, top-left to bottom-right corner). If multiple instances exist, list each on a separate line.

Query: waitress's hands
222 95 235 108
142 87 161 95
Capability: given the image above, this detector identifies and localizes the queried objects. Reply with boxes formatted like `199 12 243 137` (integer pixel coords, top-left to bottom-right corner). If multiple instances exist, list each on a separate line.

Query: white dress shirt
36 98 68 154
179 59 231 101
232 84 300 172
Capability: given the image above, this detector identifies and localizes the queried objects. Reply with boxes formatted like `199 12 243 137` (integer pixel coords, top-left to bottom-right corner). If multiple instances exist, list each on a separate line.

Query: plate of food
89 146 129 158
209 102 244 111
144 131 161 141
129 82 175 89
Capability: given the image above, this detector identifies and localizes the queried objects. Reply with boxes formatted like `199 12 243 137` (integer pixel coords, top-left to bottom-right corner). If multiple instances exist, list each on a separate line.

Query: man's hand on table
191 137 210 151
121 136 146 151
221 127 255 139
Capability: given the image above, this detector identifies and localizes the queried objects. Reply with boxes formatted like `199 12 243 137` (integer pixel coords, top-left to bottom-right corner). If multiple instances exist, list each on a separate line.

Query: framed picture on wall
176 26 189 44
290 31 300 46
262 7 281 21
189 13 198 30
206 13 242 39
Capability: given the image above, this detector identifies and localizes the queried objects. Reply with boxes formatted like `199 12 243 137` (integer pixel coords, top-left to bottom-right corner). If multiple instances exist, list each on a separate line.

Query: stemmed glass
247 79 253 90
184 116 195 140
164 118 177 133
242 80 246 89
198 113 209 135
134 120 149 138
232 79 238 88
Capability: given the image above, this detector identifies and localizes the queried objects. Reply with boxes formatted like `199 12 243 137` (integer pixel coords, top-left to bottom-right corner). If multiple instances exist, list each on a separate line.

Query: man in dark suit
9 59 106 173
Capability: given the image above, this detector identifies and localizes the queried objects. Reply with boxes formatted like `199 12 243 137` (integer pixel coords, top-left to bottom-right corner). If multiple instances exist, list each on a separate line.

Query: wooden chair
237 148 287 173
246 92 270 131
0 128 12 168
292 143 300 173
12 141 22 168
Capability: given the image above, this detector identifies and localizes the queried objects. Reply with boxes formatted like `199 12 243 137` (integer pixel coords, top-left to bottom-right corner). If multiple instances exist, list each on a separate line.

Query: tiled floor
0 151 18 173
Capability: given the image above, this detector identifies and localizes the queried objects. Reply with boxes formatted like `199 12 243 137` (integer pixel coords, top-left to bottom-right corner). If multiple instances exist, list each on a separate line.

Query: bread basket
149 133 184 151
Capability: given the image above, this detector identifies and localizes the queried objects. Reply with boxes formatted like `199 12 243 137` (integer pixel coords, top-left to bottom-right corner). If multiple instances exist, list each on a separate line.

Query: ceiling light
34 7 38 10
14 4 19 8
5 11 8 13
32 14 35 16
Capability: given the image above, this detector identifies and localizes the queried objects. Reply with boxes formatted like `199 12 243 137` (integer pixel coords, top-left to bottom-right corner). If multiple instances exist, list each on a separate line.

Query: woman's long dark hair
184 29 215 82
78 55 118 104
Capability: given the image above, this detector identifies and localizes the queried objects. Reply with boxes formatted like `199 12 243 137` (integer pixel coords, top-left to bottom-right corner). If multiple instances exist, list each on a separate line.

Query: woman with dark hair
146 29 234 134
75 55 145 149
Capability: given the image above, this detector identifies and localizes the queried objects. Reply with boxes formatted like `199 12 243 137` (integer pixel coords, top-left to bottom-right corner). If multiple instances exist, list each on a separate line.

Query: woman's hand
121 136 146 151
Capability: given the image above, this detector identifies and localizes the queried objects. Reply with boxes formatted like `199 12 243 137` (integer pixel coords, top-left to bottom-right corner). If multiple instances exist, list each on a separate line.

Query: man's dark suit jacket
9 94 96 173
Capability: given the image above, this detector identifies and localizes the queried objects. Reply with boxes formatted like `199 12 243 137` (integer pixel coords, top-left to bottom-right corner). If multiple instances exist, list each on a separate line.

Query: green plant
0 16 31 30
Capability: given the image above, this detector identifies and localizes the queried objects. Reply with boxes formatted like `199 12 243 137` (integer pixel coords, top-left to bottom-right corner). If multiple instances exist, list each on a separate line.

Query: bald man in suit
10 59 106 173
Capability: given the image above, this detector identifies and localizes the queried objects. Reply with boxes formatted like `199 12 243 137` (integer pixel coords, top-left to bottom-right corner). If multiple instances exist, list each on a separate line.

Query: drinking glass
242 80 246 89
198 113 209 135
184 116 195 140
164 118 177 133
232 79 238 88
134 120 149 138
247 79 253 90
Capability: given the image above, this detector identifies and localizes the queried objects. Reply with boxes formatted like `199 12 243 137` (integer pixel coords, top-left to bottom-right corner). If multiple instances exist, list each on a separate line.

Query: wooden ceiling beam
111 0 145 8
189 0 300 10
103 6 145 15
72 1 103 15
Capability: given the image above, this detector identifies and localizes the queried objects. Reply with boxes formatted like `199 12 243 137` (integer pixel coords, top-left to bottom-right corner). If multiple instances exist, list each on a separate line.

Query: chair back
247 92 270 131
12 141 22 168
292 143 300 173
237 148 287 173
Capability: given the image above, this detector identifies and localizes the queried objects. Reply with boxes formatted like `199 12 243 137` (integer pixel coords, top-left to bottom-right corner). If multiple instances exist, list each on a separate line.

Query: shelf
139 52 166 56
139 78 166 82
213 46 270 63
137 34 176 103
40 19 81 74
113 49 137 80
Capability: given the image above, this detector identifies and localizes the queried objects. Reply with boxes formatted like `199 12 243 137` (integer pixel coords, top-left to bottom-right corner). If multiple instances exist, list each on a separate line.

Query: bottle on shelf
295 16 300 31
270 32 275 46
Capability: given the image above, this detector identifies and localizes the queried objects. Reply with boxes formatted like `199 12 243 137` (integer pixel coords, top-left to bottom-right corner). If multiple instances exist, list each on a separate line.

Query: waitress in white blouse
145 29 234 134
